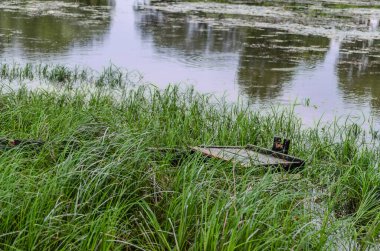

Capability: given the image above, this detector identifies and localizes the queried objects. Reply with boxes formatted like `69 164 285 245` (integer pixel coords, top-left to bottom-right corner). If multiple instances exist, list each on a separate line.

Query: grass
0 64 380 250
321 3 380 9
165 0 380 9
0 63 133 89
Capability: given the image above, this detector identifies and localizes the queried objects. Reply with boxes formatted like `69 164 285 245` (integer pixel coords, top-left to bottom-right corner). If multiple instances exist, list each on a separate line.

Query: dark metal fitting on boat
272 137 290 155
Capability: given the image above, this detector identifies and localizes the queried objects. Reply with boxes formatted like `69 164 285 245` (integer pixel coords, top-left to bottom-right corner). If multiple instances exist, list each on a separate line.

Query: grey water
1 0 380 127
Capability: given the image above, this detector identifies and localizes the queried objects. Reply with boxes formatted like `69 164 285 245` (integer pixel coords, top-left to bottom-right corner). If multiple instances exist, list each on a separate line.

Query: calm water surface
1 0 380 127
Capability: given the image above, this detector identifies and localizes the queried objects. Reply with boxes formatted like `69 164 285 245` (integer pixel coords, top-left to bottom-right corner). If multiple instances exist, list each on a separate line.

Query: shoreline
0 67 378 249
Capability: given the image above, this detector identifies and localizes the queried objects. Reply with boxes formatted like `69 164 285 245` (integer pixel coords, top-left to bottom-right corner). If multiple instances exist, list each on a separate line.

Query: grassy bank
0 65 380 250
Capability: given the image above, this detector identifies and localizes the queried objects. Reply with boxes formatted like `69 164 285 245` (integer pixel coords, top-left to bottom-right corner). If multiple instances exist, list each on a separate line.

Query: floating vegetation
0 0 112 20
143 1 380 39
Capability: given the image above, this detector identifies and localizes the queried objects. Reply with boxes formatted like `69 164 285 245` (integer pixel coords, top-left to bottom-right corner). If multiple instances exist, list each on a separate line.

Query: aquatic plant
0 65 379 250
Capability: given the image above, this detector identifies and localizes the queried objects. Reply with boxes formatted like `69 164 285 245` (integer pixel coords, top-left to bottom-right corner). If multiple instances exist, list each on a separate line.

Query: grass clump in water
0 63 139 89
0 66 380 250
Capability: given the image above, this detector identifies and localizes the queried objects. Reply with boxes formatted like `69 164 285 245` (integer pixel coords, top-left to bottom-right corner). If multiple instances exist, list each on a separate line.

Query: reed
0 64 379 250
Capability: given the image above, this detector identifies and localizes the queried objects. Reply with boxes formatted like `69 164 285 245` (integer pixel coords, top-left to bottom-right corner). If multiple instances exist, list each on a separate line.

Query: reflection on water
338 39 380 113
1 0 380 127
281 38 346 125
370 18 379 32
134 7 380 126
0 0 112 57
134 10 244 69
238 30 329 101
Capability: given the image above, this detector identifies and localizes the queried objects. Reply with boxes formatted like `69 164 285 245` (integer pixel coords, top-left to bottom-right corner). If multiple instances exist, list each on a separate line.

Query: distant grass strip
322 3 380 9
0 64 379 250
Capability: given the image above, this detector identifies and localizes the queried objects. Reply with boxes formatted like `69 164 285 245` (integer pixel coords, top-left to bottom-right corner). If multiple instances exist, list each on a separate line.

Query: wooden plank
224 148 298 165
192 147 276 166
220 148 267 166
208 148 257 166
247 144 303 163
218 148 252 163
223 148 283 165
192 147 237 161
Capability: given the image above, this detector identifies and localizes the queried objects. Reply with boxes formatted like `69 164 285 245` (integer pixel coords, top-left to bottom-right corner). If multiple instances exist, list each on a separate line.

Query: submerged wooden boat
191 144 304 169
151 137 305 170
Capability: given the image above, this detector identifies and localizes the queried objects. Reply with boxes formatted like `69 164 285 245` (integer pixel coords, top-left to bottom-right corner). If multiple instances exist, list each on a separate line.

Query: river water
1 0 380 127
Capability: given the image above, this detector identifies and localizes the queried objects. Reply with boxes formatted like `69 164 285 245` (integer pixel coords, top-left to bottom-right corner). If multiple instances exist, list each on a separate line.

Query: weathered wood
222 148 280 165
191 145 304 169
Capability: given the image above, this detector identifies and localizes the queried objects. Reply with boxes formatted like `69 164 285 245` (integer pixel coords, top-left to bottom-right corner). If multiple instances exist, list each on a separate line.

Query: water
1 0 380 127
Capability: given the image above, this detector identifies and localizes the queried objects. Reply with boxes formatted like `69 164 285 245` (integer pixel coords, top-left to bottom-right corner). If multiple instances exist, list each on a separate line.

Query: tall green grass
0 64 379 250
